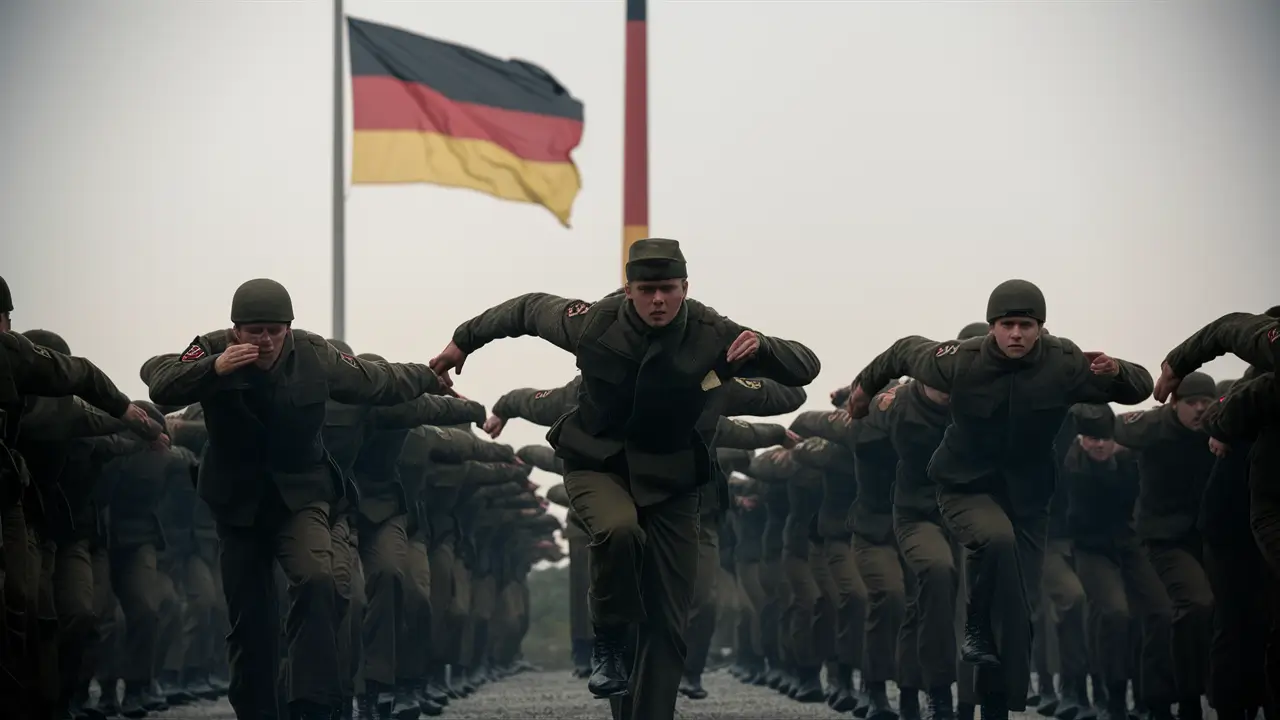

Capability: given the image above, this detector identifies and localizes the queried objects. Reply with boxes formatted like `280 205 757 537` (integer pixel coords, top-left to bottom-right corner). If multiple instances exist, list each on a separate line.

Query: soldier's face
990 317 1040 358
626 279 688 328
1173 396 1213 430
1078 434 1117 461
233 323 290 369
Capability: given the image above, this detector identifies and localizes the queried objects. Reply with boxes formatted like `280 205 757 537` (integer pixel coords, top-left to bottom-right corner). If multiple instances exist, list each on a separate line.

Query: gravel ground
136 670 1057 720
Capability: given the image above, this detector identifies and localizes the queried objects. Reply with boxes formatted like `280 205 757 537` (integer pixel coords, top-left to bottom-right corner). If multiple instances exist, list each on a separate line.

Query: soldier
1063 404 1175 720
788 404 867 715
139 278 443 720
429 238 820 720
1 286 160 719
847 279 1153 719
888 322 988 720
1113 371 1219 720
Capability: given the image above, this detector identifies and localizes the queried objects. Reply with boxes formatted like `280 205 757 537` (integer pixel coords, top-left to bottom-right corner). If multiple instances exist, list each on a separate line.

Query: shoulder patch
936 343 959 357
31 345 52 359
729 418 751 429
533 390 552 399
1122 411 1144 424
876 392 897 411
565 301 592 318
1267 326 1278 344
180 340 206 363
733 378 763 390
827 410 853 426
429 426 450 439
339 353 360 370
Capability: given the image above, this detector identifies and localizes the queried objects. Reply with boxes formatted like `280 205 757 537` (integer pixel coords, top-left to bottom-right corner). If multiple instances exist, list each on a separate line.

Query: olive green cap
986 279 1046 324
1069 403 1114 440
0 275 11 313
1266 305 1280 319
21 329 69 355
230 279 294 325
957 322 989 340
1173 371 1216 400
626 238 687 282
327 338 353 355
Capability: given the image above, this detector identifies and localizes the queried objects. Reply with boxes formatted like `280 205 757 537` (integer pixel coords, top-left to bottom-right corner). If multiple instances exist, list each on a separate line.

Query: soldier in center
140 279 445 720
429 239 821 720
846 279 1153 720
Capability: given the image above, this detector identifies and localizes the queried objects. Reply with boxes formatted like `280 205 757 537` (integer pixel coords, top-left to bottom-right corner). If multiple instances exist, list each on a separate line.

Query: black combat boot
156 671 196 706
980 694 1010 720
1058 675 1096 720
865 680 899 720
961 603 1000 667
927 687 956 720
829 663 857 712
586 625 629 699
288 700 334 720
901 687 923 720
1175 698 1202 720
1037 676 1061 717
677 673 708 700
1097 682 1128 720
792 666 826 704
571 639 592 678
117 682 149 719
956 702 976 720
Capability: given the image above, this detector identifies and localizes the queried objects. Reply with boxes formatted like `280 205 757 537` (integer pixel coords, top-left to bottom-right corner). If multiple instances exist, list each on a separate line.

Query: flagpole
622 0 648 282
332 0 347 341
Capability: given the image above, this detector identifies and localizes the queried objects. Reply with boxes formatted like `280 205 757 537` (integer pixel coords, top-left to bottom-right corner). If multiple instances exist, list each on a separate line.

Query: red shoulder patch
936 343 959 357
565 301 591 318
533 390 552 399
1267 326 1278 344
339 353 360 369
1122 411 1144 424
180 343 206 363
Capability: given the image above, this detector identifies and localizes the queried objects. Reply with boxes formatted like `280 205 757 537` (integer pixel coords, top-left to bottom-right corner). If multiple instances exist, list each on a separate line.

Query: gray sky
3 1 1278 508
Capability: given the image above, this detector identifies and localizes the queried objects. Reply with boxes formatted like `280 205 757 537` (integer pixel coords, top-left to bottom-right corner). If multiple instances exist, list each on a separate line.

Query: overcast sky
2 1 1278 511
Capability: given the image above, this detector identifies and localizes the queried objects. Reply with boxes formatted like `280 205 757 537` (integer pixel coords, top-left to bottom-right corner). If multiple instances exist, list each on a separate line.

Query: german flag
348 18 585 226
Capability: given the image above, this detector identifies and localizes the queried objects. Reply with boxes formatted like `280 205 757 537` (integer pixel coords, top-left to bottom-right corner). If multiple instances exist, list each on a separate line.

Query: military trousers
1203 535 1270 712
400 538 432 683
449 558 473 667
895 511 960 691
808 541 838 663
713 565 740 658
1144 535 1212 701
562 467 700 720
426 541 459 668
171 551 218 681
153 561 185 681
1075 541 1175 703
218 500 341 715
940 489 1048 712
52 538 97 705
467 569 497 669
683 512 721 678
568 535 592 642
194 538 229 678
854 530 908 683
1 497 32 682
734 561 766 659
108 543 165 689
90 545 121 687
781 551 821 670
1038 539 1088 682
355 514 408 689
759 558 792 668
821 538 868 669
330 515 365 698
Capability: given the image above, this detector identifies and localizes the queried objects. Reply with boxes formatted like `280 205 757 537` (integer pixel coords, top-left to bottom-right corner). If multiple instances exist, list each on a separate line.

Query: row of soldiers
480 291 1279 720
0 275 566 720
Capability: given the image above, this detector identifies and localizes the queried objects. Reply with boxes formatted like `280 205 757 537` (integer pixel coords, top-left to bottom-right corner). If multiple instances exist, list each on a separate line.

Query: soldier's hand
1208 438 1229 457
782 429 801 449
215 344 260 376
1084 352 1119 377
846 384 872 419
726 331 760 363
483 414 507 439
120 404 162 440
428 342 468 386
1153 361 1181 403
